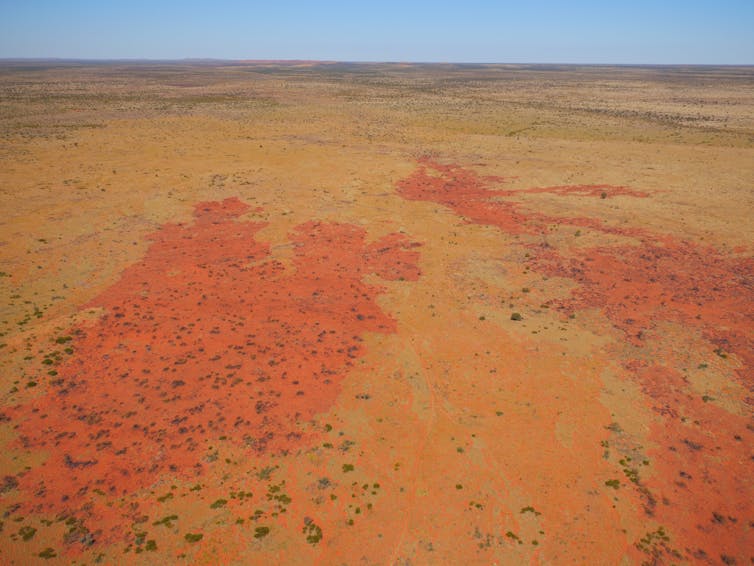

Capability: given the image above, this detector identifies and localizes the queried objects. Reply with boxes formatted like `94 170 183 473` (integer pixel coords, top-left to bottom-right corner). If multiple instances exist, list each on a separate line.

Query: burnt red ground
2 165 751 563
6 197 420 547
1 63 753 565
397 158 754 563
397 158 653 237
399 159 752 386
1 161 751 564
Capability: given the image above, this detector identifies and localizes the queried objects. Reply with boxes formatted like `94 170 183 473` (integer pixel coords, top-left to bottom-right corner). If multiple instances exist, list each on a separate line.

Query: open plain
0 61 752 564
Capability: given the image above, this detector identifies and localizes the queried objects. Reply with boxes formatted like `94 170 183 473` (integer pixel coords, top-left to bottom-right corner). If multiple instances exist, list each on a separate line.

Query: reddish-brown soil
1 62 752 565
625 361 751 564
6 197 419 547
534 238 754 379
397 158 650 236
397 158 754 563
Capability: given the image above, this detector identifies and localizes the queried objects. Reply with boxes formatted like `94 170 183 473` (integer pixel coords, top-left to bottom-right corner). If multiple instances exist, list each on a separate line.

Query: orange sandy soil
0 62 752 564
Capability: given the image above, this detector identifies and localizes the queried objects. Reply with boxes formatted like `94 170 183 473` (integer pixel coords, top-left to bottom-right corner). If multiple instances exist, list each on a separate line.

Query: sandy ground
0 62 752 564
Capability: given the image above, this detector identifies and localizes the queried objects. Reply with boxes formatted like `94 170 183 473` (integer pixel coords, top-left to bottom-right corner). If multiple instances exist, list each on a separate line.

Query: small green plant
510 312 523 321
153 515 178 527
184 533 203 543
605 479 620 489
302 519 322 544
273 493 291 505
254 526 270 539
636 526 669 551
622 467 640 484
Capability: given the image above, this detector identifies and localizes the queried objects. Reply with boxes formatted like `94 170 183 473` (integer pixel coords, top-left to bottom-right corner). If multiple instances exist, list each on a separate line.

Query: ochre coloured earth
8 197 420 545
397 158 754 563
2 160 752 563
3 63 754 565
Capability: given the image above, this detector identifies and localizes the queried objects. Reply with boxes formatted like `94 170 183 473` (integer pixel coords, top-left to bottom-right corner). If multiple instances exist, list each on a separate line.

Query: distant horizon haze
1 58 753 68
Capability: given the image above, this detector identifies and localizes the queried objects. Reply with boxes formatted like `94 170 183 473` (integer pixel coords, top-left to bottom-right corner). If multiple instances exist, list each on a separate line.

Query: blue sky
1 0 752 63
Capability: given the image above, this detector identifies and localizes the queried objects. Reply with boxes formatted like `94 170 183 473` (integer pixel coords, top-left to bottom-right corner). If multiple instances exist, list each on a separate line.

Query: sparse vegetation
0 60 749 566
302 519 322 545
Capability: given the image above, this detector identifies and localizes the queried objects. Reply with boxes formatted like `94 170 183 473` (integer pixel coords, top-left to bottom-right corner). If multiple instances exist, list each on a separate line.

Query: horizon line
0 57 752 67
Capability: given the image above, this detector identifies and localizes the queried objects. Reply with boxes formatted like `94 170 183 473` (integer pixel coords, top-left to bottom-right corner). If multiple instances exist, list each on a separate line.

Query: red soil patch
533 238 754 388
7 197 420 544
396 157 644 235
398 158 752 388
625 361 753 563
531 238 753 561
397 159 534 234
396 158 754 562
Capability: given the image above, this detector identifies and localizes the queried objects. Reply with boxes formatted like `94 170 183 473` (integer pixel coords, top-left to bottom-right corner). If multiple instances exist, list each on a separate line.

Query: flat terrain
0 61 752 564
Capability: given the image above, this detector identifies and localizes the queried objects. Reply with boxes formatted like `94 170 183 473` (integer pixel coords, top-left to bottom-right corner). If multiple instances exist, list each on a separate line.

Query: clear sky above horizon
1 0 752 64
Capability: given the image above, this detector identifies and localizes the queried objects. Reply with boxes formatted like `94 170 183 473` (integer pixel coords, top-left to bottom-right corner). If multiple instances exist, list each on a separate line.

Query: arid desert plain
0 61 752 564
